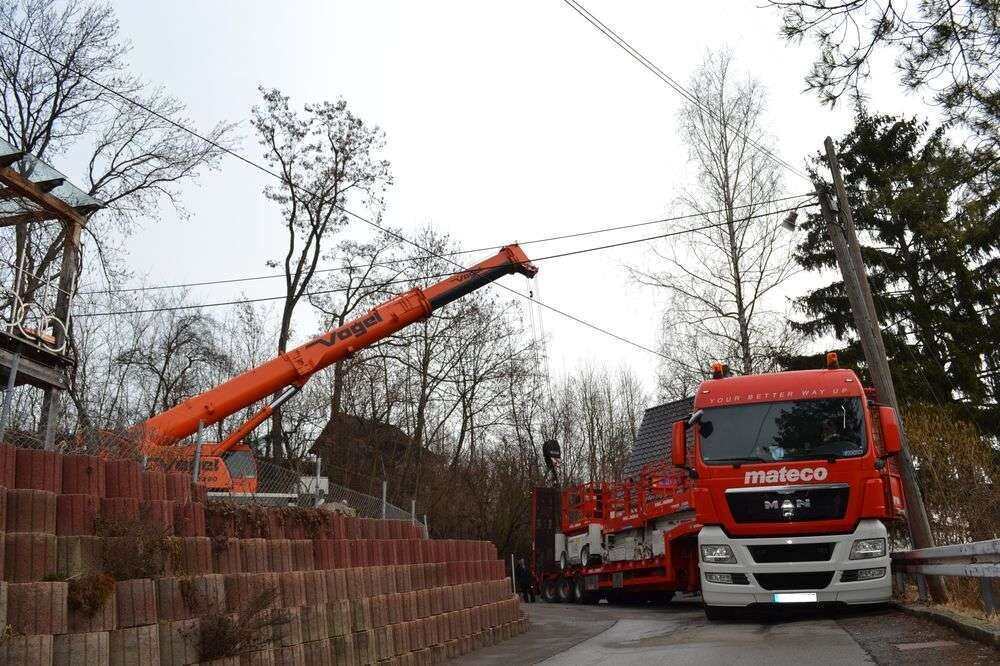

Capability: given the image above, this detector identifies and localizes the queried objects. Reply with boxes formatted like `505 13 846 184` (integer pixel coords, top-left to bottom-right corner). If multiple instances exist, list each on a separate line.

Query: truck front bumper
698 520 891 607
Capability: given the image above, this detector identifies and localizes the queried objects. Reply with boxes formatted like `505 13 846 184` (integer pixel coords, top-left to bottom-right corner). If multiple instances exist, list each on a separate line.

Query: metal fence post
411 498 416 524
0 345 22 442
382 480 387 520
314 455 323 506
980 577 997 617
916 574 930 603
192 420 204 484
511 554 517 595
422 514 429 539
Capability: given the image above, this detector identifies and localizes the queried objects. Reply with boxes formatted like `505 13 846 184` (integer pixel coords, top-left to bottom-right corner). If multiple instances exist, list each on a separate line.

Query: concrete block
278 606 302 648
114 578 157 629
109 624 160 666
56 535 103 579
139 499 175 535
142 470 167 501
238 538 269 573
99 497 140 524
156 574 225 621
7 580 68 635
278 572 306 608
272 644 305 666
56 494 100 536
54 630 110 665
14 448 62 493
164 473 191 502
104 460 144 499
7 487 57 533
5 532 58 582
267 540 292 573
0 634 54 665
67 582 116 633
212 538 242 575
173 501 205 537
299 604 327 644
158 618 200 666
61 455 106 497
289 540 313 571
0 442 16 487
330 633 355 665
300 639 330 666
301 570 327 606
165 537 212 576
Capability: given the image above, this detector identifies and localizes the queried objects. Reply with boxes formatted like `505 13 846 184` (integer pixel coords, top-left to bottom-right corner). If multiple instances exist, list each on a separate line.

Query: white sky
98 0 932 398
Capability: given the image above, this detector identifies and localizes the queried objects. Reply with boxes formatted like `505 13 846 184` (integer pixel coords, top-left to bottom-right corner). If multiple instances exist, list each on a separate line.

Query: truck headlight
700 544 736 564
849 538 886 560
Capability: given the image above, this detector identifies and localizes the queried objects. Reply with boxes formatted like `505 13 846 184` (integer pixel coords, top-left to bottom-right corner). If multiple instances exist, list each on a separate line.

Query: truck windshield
222 451 257 478
699 397 866 465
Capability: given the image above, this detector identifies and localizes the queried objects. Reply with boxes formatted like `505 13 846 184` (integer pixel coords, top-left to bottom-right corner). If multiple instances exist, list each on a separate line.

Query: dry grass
195 586 287 660
67 573 116 618
895 578 1000 626
96 516 172 581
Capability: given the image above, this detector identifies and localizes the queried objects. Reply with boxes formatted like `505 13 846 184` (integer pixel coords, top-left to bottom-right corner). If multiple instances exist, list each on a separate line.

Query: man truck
533 354 906 619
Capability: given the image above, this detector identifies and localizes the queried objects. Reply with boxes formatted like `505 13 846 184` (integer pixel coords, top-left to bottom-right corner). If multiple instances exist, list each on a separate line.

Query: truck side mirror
672 421 687 467
878 406 902 456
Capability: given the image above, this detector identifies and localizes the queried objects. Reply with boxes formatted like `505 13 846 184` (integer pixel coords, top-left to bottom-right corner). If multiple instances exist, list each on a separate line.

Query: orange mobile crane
139 245 538 492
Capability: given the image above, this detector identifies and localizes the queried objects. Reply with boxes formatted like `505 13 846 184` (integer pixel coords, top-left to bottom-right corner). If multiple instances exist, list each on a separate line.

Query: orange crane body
138 245 537 490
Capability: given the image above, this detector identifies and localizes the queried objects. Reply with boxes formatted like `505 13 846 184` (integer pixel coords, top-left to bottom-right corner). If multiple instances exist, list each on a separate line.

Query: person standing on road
515 557 535 603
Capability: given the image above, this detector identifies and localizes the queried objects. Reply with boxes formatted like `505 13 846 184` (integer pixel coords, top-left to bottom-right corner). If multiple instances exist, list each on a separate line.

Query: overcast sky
100 0 931 398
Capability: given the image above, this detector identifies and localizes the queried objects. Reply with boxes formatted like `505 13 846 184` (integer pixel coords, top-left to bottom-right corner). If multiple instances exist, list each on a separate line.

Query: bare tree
250 87 391 458
632 51 799 398
308 231 404 418
0 0 235 293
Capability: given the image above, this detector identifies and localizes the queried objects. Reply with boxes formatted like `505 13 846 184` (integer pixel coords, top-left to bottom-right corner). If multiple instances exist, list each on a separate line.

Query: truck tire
556 577 573 603
541 579 558 603
704 605 737 622
580 545 590 568
573 576 587 604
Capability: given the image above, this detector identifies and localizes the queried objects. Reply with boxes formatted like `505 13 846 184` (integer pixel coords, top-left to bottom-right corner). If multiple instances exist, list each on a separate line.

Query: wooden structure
0 137 103 446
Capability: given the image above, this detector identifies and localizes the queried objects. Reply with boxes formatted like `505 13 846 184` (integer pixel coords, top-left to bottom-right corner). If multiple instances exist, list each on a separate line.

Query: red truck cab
674 361 905 618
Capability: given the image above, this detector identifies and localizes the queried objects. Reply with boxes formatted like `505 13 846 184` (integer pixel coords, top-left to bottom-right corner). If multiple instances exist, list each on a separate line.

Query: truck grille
747 543 834 563
754 571 834 591
725 485 849 523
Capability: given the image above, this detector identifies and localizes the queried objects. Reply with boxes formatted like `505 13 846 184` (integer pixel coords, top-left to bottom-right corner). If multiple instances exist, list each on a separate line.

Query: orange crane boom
137 244 537 454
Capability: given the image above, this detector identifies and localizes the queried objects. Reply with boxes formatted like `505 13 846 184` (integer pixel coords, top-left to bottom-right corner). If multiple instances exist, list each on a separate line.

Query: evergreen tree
790 110 1000 435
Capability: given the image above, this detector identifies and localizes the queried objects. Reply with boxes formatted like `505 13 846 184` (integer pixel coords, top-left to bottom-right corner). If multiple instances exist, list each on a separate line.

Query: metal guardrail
892 538 1000 616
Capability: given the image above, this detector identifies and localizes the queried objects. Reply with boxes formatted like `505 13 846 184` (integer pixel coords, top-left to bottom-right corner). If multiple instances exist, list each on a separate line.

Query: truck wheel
573 577 588 604
556 577 573 603
580 545 590 568
704 605 736 622
541 579 558 603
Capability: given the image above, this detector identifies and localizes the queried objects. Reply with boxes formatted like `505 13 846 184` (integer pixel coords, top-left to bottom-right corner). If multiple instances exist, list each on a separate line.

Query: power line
0 26 794 362
0 27 692 360
75 204 810 318
561 0 811 182
79 192 814 295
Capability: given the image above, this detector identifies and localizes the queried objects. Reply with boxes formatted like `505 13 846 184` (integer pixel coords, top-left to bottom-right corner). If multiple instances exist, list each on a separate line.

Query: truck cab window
699 398 866 464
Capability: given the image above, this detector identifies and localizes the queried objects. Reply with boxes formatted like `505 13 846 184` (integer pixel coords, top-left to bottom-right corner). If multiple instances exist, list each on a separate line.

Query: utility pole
818 137 948 603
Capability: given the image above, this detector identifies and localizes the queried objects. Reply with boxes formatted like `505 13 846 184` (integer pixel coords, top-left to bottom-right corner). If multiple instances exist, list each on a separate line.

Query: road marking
893 640 957 651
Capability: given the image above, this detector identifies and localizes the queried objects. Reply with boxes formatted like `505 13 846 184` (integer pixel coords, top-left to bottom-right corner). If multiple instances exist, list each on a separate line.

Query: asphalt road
461 598 999 665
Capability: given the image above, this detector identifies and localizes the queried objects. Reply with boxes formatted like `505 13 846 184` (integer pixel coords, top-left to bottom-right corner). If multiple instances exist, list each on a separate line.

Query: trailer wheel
556 577 573 603
573 577 588 603
541 579 558 603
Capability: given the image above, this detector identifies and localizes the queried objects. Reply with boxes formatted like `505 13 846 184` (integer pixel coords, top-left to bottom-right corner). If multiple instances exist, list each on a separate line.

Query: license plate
772 592 817 603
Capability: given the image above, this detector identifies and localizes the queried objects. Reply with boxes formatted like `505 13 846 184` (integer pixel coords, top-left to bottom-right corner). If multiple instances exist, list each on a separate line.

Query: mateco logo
743 466 829 484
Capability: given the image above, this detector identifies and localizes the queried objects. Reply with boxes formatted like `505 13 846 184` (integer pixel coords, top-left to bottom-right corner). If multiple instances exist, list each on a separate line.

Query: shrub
68 573 116 617
96 516 172 580
196 586 287 660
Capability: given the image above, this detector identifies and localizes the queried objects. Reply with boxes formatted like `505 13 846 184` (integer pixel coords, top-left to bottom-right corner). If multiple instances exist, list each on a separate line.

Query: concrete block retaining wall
0 443 526 664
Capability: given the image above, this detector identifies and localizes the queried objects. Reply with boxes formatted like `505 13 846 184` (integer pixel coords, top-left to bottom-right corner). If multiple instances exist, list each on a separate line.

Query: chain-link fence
0 425 430 534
